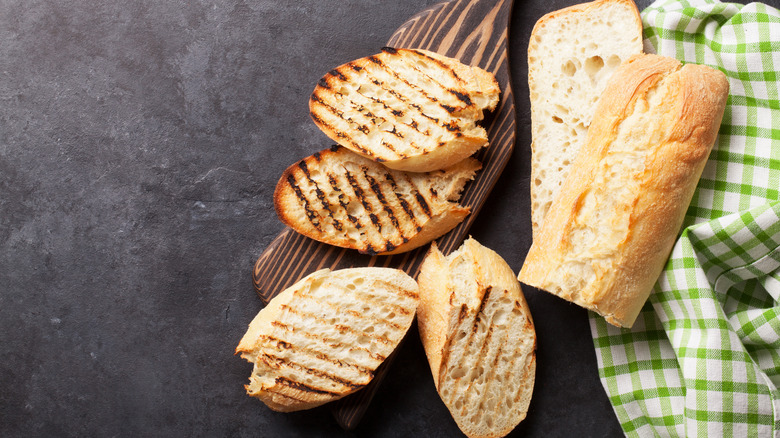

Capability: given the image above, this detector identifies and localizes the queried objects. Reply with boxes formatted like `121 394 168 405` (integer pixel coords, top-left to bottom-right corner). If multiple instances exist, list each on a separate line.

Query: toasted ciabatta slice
310 47 499 173
236 267 419 412
418 238 536 438
528 0 643 237
519 54 729 327
274 146 480 255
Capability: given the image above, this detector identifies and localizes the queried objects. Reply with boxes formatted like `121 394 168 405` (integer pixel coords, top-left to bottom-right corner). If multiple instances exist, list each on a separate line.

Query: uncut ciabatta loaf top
310 47 499 173
418 238 536 438
274 145 480 255
519 54 729 328
236 267 419 412
528 0 643 237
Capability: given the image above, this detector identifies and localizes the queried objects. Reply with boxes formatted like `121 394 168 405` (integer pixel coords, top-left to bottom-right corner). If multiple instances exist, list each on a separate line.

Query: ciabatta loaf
528 0 643 237
519 54 729 328
274 146 480 255
418 238 536 438
310 47 499 172
236 267 419 412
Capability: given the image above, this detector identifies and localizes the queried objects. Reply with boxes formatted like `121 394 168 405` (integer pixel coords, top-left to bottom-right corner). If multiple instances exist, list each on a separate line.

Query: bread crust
519 54 729 327
418 238 536 438
310 48 499 172
273 146 480 255
527 0 644 238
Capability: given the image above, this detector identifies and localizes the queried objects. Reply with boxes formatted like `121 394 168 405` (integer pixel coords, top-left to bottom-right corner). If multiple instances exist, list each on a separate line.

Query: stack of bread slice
274 47 500 255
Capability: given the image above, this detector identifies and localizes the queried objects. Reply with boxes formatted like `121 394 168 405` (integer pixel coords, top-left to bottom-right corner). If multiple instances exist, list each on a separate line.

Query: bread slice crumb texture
527 0 643 237
310 47 499 172
418 238 536 438
274 146 480 255
236 268 419 412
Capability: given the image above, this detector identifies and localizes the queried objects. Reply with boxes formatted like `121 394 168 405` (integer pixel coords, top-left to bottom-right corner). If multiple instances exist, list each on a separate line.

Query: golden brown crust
519 54 729 327
309 48 499 172
418 238 536 438
273 146 480 255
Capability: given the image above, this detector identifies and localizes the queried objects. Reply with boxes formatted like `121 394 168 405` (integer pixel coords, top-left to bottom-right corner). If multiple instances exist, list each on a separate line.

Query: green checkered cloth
590 0 780 436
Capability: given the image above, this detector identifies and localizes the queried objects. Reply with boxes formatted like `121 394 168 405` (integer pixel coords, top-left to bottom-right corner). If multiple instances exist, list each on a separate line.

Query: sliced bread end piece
528 0 643 237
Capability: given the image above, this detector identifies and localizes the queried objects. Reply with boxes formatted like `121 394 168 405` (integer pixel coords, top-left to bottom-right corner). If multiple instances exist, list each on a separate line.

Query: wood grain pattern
252 0 515 429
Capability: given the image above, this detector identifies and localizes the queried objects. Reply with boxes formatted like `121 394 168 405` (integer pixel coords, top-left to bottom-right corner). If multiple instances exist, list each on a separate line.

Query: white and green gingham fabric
590 0 780 436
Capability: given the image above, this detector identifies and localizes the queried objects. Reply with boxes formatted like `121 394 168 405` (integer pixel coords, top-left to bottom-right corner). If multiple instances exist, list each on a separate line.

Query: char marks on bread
310 47 499 173
418 238 536 438
274 146 480 255
236 267 419 412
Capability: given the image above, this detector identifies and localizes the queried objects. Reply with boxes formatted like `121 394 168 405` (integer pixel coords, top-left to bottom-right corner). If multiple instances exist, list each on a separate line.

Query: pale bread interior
528 0 643 236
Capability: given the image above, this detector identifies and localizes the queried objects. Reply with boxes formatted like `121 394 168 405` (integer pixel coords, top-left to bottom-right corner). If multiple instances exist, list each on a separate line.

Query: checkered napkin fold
589 0 780 436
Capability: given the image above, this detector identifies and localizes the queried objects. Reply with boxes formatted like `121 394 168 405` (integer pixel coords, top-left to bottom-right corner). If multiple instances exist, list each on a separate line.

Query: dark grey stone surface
4 0 767 436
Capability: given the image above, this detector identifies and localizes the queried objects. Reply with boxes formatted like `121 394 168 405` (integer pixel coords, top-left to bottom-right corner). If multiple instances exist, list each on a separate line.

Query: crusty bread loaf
310 47 499 173
519 54 729 328
274 145 480 255
528 0 643 237
236 267 419 412
417 238 536 438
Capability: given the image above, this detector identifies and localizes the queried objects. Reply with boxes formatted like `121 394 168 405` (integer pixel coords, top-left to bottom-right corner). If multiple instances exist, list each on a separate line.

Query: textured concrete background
1 0 742 436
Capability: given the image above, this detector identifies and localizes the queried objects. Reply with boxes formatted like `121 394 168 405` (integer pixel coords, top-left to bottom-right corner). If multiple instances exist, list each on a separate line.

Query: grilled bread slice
528 0 643 237
310 47 500 172
418 238 536 438
236 267 419 412
274 145 481 255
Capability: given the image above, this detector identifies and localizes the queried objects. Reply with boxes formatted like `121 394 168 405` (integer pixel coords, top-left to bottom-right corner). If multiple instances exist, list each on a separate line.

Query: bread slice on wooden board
236 267 419 412
519 54 729 328
417 238 536 438
310 47 499 173
274 145 481 255
528 0 643 237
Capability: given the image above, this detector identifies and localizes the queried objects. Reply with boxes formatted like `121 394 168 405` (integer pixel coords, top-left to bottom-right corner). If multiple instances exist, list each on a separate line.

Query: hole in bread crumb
451 367 466 379
607 54 622 69
552 116 563 124
561 60 577 77
585 56 604 77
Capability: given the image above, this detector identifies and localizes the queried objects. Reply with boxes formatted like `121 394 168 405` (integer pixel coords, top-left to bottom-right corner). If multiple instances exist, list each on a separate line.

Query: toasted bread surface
274 146 480 255
236 267 419 412
528 0 643 237
310 47 499 172
418 238 536 438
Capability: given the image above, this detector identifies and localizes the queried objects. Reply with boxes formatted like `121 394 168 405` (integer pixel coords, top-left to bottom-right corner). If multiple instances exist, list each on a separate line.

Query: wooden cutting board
252 0 515 429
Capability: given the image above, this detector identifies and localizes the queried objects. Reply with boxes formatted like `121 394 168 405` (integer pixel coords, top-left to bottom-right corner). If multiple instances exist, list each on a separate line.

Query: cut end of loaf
310 48 499 172
527 0 643 236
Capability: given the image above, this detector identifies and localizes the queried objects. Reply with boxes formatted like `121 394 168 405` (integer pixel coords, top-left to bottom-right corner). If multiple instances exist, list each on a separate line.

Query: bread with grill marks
236 267 419 412
417 238 536 438
310 47 499 173
274 145 480 255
